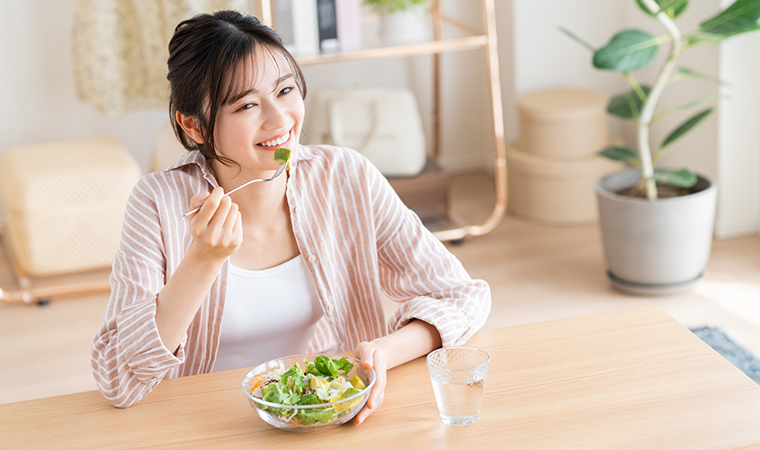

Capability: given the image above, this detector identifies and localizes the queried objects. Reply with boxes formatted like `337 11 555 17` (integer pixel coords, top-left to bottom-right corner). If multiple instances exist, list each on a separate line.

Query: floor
1 173 759 405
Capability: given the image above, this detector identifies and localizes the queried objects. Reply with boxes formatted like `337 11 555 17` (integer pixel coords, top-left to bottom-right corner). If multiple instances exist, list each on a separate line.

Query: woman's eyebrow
228 74 295 104
274 73 295 86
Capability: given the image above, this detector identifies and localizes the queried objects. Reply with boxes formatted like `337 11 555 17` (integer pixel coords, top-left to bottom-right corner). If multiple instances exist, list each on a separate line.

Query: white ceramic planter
378 6 432 46
596 169 718 295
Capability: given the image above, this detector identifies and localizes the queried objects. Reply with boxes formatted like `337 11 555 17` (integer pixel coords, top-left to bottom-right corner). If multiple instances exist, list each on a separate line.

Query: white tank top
213 255 323 372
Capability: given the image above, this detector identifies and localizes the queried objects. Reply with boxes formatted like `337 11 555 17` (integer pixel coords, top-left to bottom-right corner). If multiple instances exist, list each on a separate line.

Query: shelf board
295 35 488 66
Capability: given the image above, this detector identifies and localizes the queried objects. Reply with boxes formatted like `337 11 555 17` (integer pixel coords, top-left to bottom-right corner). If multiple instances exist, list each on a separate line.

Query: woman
91 10 490 425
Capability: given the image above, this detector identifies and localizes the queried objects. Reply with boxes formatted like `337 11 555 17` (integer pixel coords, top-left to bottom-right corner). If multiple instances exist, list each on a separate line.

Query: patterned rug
690 327 760 385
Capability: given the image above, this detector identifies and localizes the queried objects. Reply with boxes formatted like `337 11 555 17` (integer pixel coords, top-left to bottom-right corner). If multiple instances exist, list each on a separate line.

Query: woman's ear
176 111 204 144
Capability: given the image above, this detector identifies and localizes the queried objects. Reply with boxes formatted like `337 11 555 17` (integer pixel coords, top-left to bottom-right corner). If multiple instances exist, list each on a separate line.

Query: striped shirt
91 144 491 408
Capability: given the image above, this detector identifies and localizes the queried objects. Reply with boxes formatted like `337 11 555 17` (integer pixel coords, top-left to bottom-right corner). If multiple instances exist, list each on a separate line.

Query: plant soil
616 183 696 199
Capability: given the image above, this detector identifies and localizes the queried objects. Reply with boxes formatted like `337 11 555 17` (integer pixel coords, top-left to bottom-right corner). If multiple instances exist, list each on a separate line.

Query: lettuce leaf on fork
274 148 291 169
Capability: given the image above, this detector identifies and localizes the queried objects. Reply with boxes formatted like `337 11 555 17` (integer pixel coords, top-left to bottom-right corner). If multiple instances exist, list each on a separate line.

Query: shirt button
326 303 334 312
339 342 345 351
294 206 301 214
308 254 316 262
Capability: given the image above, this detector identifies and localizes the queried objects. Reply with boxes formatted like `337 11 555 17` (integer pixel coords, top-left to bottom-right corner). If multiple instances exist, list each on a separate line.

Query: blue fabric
690 327 760 385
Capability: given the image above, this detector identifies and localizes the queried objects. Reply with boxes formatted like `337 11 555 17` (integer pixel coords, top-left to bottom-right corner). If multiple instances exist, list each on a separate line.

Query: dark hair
167 10 307 164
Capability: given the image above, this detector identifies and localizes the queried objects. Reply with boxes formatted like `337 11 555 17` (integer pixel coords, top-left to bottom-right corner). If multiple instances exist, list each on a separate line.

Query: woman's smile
257 129 292 149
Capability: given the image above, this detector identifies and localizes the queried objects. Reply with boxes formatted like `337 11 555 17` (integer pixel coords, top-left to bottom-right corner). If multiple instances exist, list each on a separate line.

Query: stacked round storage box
0 138 141 278
507 88 625 224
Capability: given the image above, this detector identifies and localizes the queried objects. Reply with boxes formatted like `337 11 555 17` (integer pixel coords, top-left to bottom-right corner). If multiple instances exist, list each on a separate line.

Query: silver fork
182 162 288 218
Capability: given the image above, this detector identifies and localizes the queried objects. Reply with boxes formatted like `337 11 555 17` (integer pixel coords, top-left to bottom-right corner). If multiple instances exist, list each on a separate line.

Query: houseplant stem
638 0 683 200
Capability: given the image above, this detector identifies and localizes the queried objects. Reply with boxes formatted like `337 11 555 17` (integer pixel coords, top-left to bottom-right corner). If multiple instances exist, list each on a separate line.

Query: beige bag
303 86 427 177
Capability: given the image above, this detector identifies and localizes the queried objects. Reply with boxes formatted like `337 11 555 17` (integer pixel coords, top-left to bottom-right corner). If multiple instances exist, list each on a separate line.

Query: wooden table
3 305 760 449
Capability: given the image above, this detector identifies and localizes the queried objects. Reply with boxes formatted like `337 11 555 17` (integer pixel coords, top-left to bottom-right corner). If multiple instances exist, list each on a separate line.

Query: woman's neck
210 162 289 227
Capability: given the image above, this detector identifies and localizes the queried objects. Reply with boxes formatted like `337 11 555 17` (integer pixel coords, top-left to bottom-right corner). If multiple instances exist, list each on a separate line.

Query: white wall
716 31 760 238
512 0 627 98
2 0 757 237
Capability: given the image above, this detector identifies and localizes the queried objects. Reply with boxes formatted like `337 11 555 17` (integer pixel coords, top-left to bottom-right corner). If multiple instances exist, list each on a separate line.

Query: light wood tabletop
3 305 760 449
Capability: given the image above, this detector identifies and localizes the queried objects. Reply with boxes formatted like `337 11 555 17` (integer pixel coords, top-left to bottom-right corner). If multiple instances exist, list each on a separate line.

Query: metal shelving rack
257 0 508 242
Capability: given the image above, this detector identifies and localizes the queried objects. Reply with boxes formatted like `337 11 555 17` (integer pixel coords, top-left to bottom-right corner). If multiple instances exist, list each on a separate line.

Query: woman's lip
257 129 291 148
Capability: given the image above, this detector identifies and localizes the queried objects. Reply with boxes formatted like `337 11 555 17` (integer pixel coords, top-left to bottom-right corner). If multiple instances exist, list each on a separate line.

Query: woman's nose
261 101 289 130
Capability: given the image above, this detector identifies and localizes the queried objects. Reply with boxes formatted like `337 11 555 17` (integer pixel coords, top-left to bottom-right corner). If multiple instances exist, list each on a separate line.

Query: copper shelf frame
258 0 508 242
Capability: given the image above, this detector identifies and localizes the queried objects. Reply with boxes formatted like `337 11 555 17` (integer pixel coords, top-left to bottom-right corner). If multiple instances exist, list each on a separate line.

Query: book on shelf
273 0 362 56
316 0 339 53
335 0 361 52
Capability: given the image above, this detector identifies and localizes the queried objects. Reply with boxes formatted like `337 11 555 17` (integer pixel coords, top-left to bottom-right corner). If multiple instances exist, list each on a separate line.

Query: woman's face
213 50 304 176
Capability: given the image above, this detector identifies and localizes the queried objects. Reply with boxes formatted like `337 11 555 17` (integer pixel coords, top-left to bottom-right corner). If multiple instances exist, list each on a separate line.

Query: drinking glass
426 347 489 427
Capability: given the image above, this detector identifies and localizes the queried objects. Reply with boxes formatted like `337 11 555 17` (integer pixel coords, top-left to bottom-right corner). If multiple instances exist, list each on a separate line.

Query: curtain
71 0 248 115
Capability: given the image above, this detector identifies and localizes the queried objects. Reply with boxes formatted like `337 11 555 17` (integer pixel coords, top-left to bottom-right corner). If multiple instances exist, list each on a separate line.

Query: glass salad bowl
241 354 376 431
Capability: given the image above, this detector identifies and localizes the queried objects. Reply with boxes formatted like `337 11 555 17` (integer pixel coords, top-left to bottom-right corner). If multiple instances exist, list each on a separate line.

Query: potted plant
561 0 760 294
363 0 433 46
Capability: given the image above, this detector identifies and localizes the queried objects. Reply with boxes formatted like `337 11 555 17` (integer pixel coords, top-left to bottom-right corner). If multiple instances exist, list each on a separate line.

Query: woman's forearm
376 319 442 368
154 245 226 354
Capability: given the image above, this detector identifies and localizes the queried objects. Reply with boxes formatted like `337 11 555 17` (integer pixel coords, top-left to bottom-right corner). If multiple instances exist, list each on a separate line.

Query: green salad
248 356 368 426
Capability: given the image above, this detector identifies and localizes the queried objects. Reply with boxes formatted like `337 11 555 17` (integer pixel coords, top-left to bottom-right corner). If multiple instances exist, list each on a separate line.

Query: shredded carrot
250 375 268 392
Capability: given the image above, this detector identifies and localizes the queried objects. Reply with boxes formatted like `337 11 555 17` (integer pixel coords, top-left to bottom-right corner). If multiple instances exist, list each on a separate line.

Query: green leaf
661 108 714 148
598 146 641 166
314 356 339 377
593 29 660 72
558 27 596 52
363 0 430 13
636 0 655 14
700 0 760 35
298 407 335 425
693 23 760 44
687 33 724 46
304 361 321 377
279 364 308 394
651 95 724 124
333 356 354 375
607 86 652 119
636 0 689 18
676 67 729 85
297 394 322 405
653 169 698 188
263 383 289 404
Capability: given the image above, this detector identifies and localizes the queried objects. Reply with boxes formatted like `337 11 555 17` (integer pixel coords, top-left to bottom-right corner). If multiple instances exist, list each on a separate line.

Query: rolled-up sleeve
369 166 491 347
90 181 185 408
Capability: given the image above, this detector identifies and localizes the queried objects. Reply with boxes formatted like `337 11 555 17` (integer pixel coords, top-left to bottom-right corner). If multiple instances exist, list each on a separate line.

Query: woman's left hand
353 341 388 425
351 320 442 425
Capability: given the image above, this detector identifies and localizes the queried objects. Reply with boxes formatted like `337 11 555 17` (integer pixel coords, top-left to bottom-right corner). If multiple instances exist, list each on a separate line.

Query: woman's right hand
187 187 243 261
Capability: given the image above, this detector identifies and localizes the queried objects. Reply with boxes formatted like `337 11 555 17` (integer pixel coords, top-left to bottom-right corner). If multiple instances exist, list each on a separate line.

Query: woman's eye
280 86 294 96
238 103 256 111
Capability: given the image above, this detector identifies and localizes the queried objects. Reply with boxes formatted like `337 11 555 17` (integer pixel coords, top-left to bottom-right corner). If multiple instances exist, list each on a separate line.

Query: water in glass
430 376 485 426
426 347 489 427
